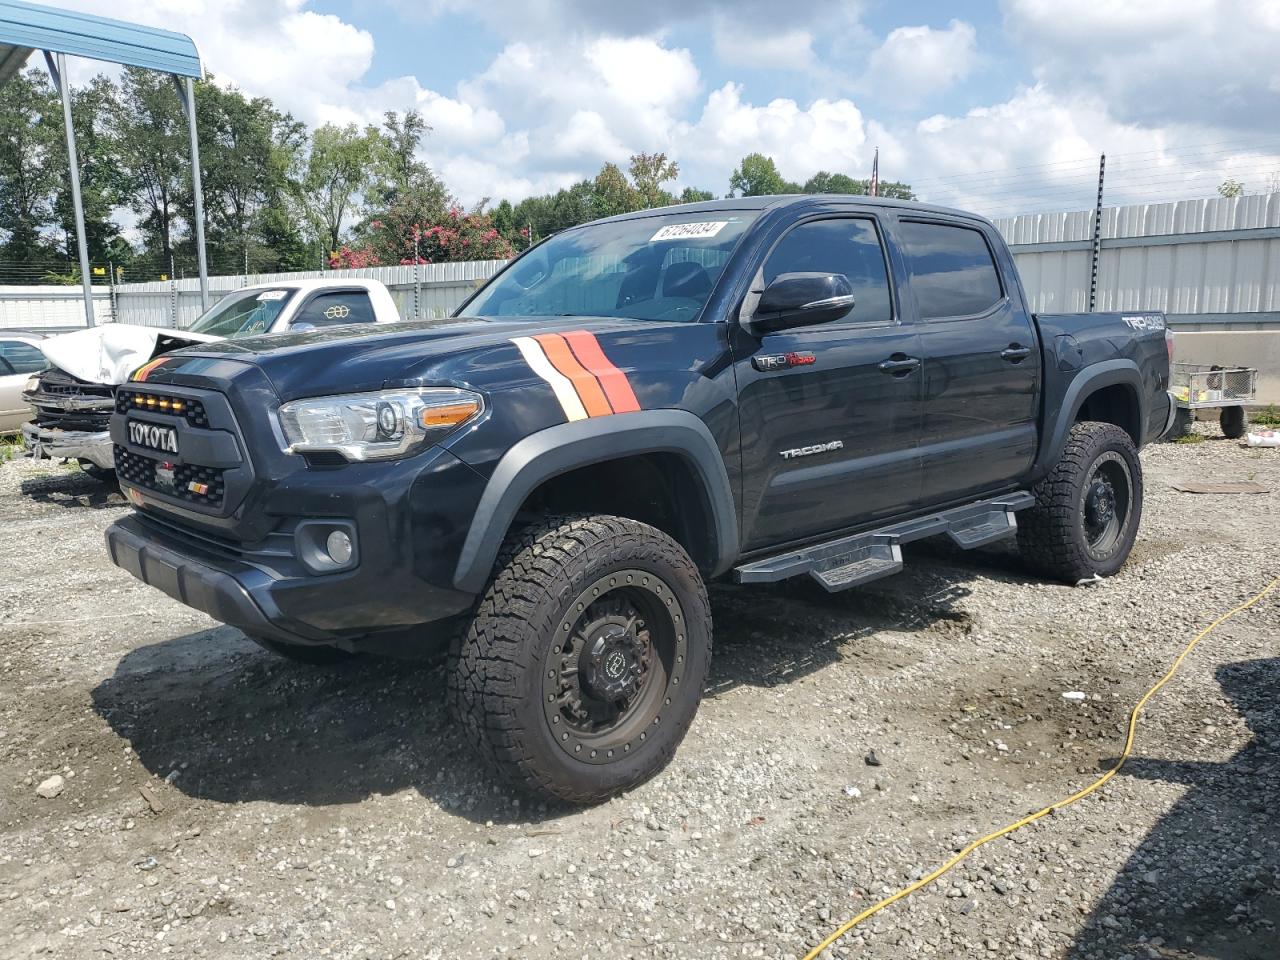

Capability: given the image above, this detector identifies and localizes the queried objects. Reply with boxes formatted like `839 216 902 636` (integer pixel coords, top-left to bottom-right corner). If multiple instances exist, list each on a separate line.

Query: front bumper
106 513 314 644
22 422 115 469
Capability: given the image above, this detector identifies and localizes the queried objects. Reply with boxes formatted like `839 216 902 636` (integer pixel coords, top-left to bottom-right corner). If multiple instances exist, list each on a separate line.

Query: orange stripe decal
532 333 614 418
562 330 641 414
131 357 168 382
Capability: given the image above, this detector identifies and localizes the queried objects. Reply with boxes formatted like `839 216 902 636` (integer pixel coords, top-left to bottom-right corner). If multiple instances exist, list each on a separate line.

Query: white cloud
676 83 870 189
711 20 816 70
41 0 1280 221
1003 0 1280 129
863 20 978 106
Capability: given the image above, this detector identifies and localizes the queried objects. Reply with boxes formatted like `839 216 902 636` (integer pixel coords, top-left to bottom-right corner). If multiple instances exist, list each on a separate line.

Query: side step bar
733 492 1034 593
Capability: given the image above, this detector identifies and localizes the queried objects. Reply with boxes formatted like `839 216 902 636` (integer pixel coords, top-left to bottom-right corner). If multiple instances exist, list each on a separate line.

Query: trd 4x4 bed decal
512 331 641 421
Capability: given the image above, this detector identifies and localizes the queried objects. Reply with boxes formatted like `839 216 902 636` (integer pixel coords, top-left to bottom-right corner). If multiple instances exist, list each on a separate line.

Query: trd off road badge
753 351 816 372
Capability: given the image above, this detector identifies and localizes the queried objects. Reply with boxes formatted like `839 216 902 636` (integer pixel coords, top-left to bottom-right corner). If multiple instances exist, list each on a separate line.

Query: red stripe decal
562 330 640 414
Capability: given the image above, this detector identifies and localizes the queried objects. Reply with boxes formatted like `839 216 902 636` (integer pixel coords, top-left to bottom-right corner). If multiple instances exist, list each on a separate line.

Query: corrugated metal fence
3 194 1280 333
109 260 507 330
0 260 507 333
995 192 1280 329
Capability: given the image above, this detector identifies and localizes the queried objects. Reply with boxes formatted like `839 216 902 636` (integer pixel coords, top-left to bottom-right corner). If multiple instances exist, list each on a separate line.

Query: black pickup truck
104 196 1176 803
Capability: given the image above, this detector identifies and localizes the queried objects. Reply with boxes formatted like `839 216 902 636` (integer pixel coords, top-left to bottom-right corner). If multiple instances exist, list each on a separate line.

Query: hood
40 324 221 385
179 315 673 400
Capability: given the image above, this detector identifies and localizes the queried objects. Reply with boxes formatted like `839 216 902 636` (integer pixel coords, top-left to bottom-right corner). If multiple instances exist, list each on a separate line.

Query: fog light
326 530 353 565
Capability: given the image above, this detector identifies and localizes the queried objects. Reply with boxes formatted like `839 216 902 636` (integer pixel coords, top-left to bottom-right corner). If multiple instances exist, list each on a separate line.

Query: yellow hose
801 574 1279 960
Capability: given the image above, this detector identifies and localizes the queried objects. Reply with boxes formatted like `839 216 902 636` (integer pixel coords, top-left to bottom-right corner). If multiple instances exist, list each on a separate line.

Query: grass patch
1251 404 1280 427
0 434 22 461
1174 432 1206 444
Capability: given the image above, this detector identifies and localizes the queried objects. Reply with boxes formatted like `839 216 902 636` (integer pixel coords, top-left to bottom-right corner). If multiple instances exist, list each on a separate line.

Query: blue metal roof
0 0 203 82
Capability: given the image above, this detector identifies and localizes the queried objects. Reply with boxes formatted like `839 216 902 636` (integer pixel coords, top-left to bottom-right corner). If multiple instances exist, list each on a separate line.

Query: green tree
0 69 60 261
679 186 714 203
50 74 128 263
801 170 916 200
189 82 304 273
112 67 188 263
1218 178 1244 198
592 163 639 219
728 153 799 196
628 152 679 208
297 122 378 254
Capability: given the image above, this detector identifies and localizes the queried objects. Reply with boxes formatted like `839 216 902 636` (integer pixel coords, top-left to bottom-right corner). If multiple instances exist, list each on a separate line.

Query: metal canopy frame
0 0 208 326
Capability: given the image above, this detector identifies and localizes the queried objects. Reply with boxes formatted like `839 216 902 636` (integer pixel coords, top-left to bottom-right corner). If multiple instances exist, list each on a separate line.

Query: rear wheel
447 514 712 804
1220 405 1247 439
1018 421 1143 583
245 633 359 665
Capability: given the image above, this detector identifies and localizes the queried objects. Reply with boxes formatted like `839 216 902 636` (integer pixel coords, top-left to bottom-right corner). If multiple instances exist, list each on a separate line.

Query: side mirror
290 321 317 333
745 272 855 335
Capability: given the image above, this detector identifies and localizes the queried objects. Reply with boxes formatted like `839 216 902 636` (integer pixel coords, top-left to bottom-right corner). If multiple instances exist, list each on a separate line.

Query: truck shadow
87 555 1031 825
21 470 123 509
1068 657 1280 960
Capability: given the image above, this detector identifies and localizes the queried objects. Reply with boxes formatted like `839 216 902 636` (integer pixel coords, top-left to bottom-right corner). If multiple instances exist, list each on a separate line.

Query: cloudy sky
56 0 1280 218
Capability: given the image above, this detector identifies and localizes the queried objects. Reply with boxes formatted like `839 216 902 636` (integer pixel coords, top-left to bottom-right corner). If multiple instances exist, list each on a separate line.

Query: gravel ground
1 426 1277 960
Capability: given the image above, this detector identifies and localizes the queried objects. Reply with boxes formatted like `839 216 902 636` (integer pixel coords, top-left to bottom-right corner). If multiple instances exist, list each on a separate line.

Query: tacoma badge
780 440 844 459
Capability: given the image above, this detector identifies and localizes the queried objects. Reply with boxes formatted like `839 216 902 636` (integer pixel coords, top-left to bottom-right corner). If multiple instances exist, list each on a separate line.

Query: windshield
188 288 297 337
460 212 758 322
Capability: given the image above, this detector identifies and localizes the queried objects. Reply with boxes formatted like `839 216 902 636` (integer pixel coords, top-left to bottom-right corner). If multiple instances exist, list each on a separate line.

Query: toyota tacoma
103 196 1176 803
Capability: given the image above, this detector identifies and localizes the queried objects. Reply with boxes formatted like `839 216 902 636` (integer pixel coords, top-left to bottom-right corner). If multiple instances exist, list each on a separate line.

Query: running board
733 492 1034 592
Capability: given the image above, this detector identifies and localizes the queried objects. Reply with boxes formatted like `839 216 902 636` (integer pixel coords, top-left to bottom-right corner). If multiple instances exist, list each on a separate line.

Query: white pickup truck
21 278 402 477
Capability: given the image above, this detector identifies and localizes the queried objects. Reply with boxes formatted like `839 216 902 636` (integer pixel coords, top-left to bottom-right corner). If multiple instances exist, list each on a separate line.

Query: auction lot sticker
650 221 728 241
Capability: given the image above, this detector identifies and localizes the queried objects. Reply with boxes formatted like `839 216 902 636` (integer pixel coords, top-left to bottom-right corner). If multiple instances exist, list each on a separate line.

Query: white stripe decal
512 336 588 422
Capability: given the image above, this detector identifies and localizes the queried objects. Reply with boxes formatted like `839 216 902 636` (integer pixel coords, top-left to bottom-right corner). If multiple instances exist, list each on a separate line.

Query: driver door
732 216 924 551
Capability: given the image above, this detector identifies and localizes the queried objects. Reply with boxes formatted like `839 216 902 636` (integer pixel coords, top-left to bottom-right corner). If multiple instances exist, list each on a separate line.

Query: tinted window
899 221 1002 320
293 292 377 328
0 340 47 374
763 218 893 324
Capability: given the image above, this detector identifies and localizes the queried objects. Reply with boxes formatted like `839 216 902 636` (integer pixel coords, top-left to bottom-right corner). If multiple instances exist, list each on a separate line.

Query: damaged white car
21 278 402 478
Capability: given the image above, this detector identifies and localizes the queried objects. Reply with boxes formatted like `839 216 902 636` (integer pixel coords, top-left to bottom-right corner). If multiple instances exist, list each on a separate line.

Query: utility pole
413 233 422 321
1088 153 1106 312
170 254 178 327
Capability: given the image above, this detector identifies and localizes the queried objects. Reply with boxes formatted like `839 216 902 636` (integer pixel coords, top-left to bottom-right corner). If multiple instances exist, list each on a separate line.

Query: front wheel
1017 422 1143 583
447 514 712 804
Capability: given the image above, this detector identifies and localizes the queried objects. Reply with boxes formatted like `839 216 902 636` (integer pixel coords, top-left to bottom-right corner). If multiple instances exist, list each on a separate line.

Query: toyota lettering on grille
128 420 179 455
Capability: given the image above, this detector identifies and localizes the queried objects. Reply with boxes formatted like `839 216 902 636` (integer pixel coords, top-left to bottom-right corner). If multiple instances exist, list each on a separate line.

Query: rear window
899 221 1003 320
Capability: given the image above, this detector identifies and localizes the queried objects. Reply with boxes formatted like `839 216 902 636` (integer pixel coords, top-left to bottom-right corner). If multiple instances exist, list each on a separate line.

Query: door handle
878 355 921 375
1001 344 1032 363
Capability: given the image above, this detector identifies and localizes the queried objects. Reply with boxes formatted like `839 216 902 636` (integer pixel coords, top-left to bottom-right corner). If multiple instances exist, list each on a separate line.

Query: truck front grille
116 390 210 428
115 445 227 509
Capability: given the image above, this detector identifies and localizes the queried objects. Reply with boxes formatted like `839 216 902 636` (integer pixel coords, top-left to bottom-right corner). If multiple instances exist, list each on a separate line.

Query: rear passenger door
897 218 1040 505
733 215 923 551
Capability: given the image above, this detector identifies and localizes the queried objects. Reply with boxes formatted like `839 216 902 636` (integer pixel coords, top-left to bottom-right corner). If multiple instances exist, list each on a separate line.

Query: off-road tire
246 633 360 665
1219 405 1247 440
447 514 712 804
1017 421 1143 583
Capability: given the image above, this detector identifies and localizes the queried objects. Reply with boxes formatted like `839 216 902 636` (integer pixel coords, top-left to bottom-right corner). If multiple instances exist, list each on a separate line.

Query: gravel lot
1 427 1277 960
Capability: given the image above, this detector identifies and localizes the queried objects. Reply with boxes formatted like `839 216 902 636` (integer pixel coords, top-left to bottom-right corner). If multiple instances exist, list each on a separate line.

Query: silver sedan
0 334 46 433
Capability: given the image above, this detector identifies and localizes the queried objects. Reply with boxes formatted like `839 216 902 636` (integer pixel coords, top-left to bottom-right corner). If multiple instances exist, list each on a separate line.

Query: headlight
23 374 40 396
277 387 483 461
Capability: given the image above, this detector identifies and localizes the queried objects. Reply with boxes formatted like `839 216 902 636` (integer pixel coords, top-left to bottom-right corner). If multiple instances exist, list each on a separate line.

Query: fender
1032 358 1145 481
452 410 739 594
